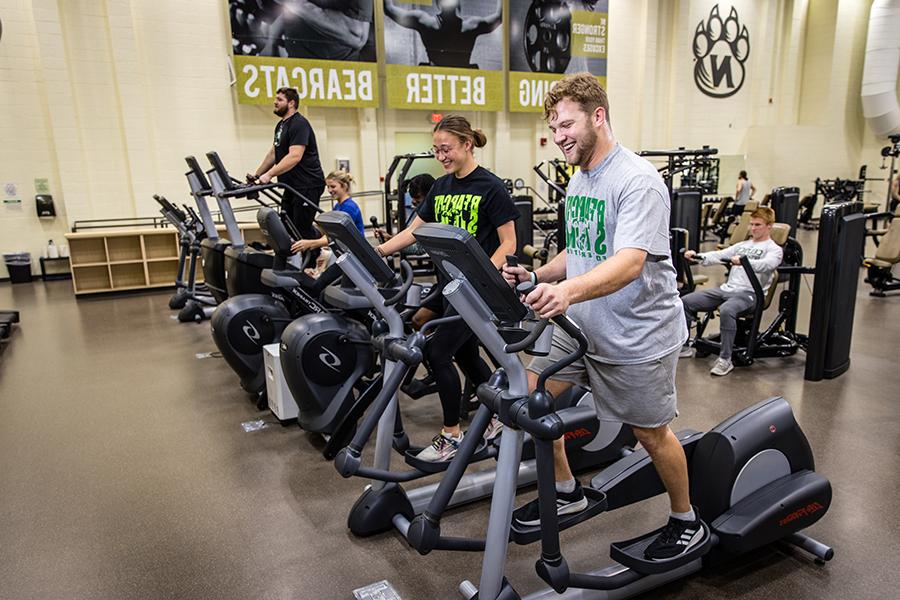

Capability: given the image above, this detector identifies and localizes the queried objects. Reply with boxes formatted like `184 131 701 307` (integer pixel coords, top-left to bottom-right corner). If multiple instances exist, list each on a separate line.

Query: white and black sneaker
644 515 705 560
512 481 589 527
415 431 463 462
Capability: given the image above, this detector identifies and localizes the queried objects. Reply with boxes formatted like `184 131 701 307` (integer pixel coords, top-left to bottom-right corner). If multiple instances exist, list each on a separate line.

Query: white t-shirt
699 238 784 293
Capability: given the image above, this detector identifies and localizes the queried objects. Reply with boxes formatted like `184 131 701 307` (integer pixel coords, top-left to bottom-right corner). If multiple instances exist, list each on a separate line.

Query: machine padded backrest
770 223 790 246
710 196 730 223
257 207 293 257
760 223 791 309
874 218 900 264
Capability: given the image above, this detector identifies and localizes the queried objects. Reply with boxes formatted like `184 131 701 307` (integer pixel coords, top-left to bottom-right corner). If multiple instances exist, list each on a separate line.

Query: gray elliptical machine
410 223 833 600
316 211 634 542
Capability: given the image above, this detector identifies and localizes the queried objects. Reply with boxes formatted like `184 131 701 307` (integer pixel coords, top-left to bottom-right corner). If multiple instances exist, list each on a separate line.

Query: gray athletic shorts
527 327 679 429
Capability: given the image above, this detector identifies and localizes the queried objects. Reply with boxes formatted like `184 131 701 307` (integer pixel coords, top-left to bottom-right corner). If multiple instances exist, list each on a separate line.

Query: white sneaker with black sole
512 481 589 527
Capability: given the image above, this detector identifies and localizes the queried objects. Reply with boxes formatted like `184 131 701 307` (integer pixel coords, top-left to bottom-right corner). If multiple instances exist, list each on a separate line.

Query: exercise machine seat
867 219 900 267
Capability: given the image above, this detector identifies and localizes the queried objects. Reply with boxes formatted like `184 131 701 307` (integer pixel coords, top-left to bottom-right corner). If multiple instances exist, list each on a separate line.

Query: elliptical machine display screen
414 223 528 323
316 211 396 285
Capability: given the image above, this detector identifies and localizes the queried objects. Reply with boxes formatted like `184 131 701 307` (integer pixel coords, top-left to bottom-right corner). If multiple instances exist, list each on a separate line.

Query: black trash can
3 253 33 284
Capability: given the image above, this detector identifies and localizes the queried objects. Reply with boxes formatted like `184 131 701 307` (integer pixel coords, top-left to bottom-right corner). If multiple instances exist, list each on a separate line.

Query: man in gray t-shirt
733 170 756 213
503 74 706 561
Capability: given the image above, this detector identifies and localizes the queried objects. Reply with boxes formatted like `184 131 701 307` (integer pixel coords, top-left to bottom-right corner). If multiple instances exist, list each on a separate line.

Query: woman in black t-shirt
376 115 519 462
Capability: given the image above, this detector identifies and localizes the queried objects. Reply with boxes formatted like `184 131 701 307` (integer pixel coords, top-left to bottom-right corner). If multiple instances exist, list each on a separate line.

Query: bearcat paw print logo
693 5 750 98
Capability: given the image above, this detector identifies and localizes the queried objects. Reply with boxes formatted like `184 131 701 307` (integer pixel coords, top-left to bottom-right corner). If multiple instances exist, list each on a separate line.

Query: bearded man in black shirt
250 87 325 241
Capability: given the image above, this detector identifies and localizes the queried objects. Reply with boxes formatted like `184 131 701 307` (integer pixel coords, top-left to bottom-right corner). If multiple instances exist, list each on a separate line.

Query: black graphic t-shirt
417 166 519 258
274 113 325 189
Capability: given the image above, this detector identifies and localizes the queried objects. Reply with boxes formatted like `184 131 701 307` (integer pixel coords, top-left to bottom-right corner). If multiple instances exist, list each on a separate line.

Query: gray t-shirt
564 144 687 364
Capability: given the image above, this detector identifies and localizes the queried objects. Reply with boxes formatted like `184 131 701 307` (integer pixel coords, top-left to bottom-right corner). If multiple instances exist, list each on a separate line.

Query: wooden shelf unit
64 224 262 295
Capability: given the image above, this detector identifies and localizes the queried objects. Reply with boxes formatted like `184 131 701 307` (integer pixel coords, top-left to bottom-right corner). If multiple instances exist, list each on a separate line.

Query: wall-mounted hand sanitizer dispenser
36 195 56 218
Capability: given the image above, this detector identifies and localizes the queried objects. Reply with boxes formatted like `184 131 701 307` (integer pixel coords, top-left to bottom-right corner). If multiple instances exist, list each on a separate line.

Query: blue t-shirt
335 197 364 236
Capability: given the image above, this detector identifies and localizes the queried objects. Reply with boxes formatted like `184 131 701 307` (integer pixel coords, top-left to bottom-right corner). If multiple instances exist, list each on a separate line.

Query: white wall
1 0 896 278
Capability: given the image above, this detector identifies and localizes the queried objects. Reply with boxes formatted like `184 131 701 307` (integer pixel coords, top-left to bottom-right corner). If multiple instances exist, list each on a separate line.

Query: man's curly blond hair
543 72 610 126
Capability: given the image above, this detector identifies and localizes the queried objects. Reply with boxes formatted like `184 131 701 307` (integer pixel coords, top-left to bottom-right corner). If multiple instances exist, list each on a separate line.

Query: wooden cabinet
65 225 261 295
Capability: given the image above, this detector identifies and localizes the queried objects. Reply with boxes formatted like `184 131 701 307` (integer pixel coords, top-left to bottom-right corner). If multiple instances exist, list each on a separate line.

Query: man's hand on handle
523 283 571 320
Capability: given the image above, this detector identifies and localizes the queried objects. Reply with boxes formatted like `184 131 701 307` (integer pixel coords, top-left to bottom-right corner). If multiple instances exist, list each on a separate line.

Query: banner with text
508 0 608 112
383 0 504 111
230 0 379 107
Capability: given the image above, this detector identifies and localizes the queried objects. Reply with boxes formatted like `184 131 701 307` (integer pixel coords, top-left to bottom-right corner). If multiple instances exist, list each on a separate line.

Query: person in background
375 173 437 330
375 114 518 461
291 170 364 255
732 170 756 215
250 86 325 240
681 207 783 376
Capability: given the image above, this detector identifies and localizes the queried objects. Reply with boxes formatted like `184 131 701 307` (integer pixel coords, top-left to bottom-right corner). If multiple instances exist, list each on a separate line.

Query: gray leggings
682 288 756 360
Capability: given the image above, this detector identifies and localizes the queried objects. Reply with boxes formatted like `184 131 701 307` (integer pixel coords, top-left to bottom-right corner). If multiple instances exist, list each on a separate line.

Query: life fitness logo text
779 502 825 527
692 5 750 98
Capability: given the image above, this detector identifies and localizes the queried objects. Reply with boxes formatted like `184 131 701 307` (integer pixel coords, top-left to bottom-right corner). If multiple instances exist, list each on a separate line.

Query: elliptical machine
408 222 833 600
318 212 634 541
153 194 217 322
203 155 330 406
184 156 230 308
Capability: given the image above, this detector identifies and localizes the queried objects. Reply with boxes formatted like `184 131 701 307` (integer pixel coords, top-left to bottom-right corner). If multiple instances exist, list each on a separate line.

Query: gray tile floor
1 230 898 599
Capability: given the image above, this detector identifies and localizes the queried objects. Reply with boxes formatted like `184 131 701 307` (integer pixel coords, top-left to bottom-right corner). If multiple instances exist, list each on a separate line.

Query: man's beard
571 127 598 168
274 106 288 117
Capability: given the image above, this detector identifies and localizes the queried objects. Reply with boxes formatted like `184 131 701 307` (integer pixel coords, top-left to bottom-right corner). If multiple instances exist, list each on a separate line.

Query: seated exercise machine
690 223 807 366
317 212 634 539
408 222 833 600
863 210 900 296
690 202 865 380
798 177 864 230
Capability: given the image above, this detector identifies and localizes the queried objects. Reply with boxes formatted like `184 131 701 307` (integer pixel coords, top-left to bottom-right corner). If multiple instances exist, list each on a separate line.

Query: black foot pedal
404 438 490 474
609 520 712 575
510 488 608 546
401 376 438 399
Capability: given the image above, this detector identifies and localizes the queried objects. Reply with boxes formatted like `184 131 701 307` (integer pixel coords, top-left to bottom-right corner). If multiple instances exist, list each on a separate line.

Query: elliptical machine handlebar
515 280 588 400
383 260 415 307
217 181 322 213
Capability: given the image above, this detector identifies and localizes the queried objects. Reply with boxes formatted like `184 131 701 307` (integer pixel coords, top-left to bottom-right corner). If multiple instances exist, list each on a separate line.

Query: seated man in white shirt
681 206 783 376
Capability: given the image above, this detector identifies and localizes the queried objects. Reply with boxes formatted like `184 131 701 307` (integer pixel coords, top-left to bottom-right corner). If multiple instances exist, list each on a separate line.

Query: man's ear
593 106 606 127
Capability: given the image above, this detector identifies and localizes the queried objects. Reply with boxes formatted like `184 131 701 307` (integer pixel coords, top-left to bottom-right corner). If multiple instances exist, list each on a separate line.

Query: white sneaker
484 416 503 441
710 358 734 376
415 431 463 462
678 344 694 359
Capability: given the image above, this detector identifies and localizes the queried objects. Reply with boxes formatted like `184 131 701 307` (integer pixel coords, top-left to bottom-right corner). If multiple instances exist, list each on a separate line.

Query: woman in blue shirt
291 170 364 254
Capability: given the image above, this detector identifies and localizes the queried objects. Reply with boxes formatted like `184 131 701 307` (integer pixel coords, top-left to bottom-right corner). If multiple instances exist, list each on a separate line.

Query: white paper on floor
353 580 401 600
241 420 269 433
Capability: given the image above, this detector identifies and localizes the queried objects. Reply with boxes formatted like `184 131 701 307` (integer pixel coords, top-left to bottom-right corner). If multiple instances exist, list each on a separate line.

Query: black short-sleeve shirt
417 166 519 258
274 113 325 190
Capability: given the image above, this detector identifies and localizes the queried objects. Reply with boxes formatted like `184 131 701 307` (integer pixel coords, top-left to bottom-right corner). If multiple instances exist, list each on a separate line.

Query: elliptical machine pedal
403 437 492 475
609 519 713 575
